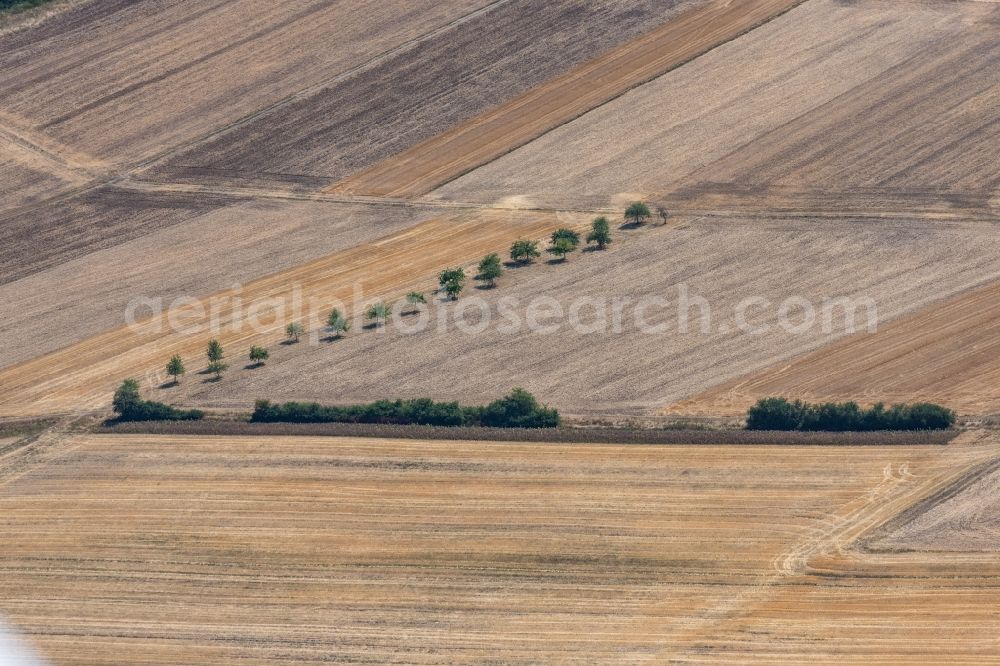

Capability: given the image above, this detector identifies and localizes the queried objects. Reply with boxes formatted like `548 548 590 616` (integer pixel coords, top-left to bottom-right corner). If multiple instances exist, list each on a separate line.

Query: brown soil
100 419 957 447
332 0 805 198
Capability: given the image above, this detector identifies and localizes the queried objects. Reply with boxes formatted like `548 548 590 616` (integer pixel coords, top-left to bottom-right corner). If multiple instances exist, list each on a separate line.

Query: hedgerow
746 397 955 431
252 388 559 428
112 379 204 422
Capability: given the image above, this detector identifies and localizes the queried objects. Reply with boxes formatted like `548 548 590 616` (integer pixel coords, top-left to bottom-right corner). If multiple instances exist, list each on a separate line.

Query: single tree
444 280 464 300
624 201 651 226
326 308 351 337
548 236 577 262
365 301 391 326
548 228 580 262
439 267 466 300
586 216 612 250
165 355 185 385
475 253 503 288
207 339 224 363
405 291 427 313
656 206 670 226
438 267 465 290
113 378 142 416
551 228 580 245
510 239 541 265
249 345 269 367
285 321 304 343
207 360 228 379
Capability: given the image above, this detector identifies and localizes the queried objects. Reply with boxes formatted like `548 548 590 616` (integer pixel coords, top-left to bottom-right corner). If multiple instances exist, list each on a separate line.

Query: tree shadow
362 322 385 330
280 339 299 346
504 260 532 269
545 258 569 265
619 221 646 230
322 334 346 343
244 362 265 370
581 245 606 253
202 375 223 383
475 283 498 290
159 380 180 389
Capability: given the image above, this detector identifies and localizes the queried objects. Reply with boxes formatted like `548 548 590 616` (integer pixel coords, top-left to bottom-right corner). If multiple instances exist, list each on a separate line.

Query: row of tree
160 202 658 384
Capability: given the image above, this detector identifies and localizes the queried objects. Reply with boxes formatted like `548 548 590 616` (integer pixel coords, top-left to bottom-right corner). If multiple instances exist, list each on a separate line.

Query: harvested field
333 0 803 198
434 0 1000 213
151 0 710 191
0 433 997 663
0 0 492 165
866 455 1000 553
0 210 582 416
672 279 1000 418
0 109 99 212
174 217 1000 417
0 196 442 367
0 186 237 285
0 142 75 213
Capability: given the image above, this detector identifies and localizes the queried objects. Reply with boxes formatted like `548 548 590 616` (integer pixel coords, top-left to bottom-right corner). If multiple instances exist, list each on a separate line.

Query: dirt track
0 433 996 663
0 109 104 212
0 211 581 416
434 0 1000 212
671 279 1000 418
332 0 804 198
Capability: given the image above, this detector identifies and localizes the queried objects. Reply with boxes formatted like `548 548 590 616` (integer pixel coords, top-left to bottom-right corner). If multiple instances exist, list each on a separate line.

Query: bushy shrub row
0 0 51 11
746 397 955 431
252 388 559 428
112 379 204 422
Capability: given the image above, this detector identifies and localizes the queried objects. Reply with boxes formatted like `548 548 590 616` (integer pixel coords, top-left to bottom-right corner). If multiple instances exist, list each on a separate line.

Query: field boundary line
0 110 108 182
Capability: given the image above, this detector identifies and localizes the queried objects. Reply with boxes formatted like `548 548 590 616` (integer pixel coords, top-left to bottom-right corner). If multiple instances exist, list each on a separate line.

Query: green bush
0 0 54 12
478 388 560 428
746 397 954 431
112 379 204 422
252 389 560 429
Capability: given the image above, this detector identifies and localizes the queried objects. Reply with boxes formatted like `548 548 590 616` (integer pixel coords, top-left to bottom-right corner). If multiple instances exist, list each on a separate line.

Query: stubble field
0 433 997 663
434 0 1000 213
148 0 710 191
332 0 803 198
0 196 444 367
671 279 1000 418
0 0 493 166
0 210 583 416
2 0 1000 662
